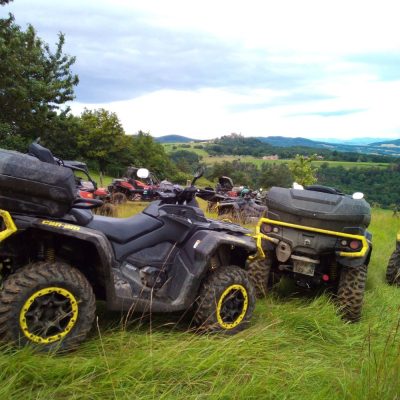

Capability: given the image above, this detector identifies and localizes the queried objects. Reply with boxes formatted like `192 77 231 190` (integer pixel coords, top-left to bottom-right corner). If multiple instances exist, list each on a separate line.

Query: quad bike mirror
352 192 364 200
137 168 150 179
292 182 304 190
191 167 204 186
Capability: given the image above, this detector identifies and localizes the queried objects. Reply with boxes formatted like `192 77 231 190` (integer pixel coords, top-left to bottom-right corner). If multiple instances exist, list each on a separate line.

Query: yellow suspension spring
330 263 338 280
46 247 55 263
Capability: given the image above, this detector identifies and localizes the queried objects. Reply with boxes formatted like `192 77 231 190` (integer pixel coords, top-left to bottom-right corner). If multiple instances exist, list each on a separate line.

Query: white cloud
7 0 400 140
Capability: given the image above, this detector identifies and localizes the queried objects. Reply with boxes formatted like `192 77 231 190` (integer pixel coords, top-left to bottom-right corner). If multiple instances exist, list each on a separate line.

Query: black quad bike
247 185 373 322
216 194 267 225
386 234 400 286
0 143 257 352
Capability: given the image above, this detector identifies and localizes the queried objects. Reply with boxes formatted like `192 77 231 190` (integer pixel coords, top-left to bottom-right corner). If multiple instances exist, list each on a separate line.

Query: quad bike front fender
108 230 257 313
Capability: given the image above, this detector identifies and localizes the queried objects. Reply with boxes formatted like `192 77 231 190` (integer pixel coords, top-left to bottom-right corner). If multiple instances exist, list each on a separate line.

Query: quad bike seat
86 213 163 244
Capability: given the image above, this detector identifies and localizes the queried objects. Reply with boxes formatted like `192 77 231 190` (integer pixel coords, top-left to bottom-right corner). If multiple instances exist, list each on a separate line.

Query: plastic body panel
266 187 371 233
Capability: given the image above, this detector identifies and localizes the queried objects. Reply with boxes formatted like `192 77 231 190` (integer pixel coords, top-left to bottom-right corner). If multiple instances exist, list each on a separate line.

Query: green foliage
0 14 78 145
127 131 184 181
317 163 400 208
259 162 293 188
198 134 398 165
77 108 126 173
289 154 318 186
169 150 201 174
206 160 260 187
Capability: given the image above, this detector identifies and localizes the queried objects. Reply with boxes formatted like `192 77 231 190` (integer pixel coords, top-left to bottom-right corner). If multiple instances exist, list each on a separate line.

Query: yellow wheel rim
216 284 248 330
19 287 79 344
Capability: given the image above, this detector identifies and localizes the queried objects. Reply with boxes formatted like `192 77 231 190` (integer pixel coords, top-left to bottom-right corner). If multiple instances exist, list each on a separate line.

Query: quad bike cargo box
266 186 371 233
0 149 76 217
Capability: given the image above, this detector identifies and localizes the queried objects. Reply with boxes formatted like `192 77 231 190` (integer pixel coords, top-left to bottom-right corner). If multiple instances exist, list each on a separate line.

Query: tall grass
1 206 400 399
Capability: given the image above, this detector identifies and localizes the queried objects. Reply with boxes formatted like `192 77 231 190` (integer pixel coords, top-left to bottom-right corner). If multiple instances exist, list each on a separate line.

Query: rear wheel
386 249 400 286
194 266 255 334
247 257 272 298
336 264 367 322
0 261 96 352
130 193 142 201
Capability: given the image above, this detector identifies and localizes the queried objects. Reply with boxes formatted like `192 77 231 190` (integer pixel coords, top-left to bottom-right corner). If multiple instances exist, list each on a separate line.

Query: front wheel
336 264 368 322
193 266 256 334
0 262 96 352
386 249 400 286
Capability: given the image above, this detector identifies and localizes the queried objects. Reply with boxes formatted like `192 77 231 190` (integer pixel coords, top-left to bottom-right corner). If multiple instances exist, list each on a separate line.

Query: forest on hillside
204 160 400 209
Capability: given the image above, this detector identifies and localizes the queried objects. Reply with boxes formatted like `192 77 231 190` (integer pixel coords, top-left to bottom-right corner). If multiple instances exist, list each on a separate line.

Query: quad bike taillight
340 239 362 251
349 240 362 250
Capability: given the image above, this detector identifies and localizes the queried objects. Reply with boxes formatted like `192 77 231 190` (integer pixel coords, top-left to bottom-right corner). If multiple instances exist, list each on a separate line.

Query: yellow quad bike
247 185 373 322
386 234 400 286
0 143 257 352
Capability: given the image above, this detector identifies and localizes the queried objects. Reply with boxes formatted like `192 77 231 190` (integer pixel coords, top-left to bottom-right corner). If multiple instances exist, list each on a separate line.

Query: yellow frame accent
19 287 79 345
216 284 248 330
0 209 17 242
251 217 369 260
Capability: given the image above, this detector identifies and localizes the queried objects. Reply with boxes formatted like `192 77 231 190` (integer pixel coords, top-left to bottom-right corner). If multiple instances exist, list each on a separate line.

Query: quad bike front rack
0 209 17 243
250 217 369 261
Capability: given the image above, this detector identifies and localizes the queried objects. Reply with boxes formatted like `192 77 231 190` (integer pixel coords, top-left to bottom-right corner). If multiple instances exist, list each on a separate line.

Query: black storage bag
0 149 76 217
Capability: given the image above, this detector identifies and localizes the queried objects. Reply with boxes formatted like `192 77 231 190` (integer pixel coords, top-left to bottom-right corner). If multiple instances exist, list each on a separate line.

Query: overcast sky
3 0 400 140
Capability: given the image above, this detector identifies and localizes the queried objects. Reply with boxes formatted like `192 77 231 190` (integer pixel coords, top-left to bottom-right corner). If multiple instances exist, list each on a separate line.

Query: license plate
293 262 315 276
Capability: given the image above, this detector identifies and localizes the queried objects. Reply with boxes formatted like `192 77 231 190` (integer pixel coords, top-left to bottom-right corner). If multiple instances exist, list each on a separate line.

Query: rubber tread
0 261 96 352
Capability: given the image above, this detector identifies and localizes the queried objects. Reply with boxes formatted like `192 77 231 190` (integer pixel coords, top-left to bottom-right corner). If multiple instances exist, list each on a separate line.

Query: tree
0 14 78 148
170 150 201 173
0 1 13 5
127 132 184 181
288 154 318 186
77 109 127 174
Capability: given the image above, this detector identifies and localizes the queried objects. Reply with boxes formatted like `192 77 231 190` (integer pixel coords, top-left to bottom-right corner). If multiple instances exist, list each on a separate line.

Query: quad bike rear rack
250 217 369 261
0 210 17 243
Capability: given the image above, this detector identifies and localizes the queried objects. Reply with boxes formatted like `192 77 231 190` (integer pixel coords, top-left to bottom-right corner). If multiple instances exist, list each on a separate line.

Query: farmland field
162 143 390 170
1 202 400 399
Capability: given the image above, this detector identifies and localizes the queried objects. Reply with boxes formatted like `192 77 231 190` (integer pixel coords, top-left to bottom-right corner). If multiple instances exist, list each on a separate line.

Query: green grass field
162 143 390 170
1 204 400 399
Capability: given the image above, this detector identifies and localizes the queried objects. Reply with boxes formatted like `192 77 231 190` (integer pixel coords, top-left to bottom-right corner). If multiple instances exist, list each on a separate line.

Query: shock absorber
45 246 56 263
330 262 338 281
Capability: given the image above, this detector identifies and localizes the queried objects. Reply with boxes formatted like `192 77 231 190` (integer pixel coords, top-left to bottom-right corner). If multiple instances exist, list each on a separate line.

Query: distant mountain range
315 137 391 146
155 135 400 156
155 135 197 143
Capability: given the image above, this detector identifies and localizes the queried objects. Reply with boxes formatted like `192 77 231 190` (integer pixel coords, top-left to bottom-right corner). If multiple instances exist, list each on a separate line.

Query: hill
159 134 400 157
256 136 325 148
369 138 400 147
154 135 199 143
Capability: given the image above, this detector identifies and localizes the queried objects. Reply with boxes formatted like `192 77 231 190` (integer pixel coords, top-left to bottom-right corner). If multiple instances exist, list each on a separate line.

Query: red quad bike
108 179 143 201
0 143 257 352
124 166 160 201
63 160 110 202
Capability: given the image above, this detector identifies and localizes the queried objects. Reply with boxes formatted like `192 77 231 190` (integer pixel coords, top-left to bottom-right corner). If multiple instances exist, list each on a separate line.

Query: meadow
163 143 390 170
1 203 400 399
